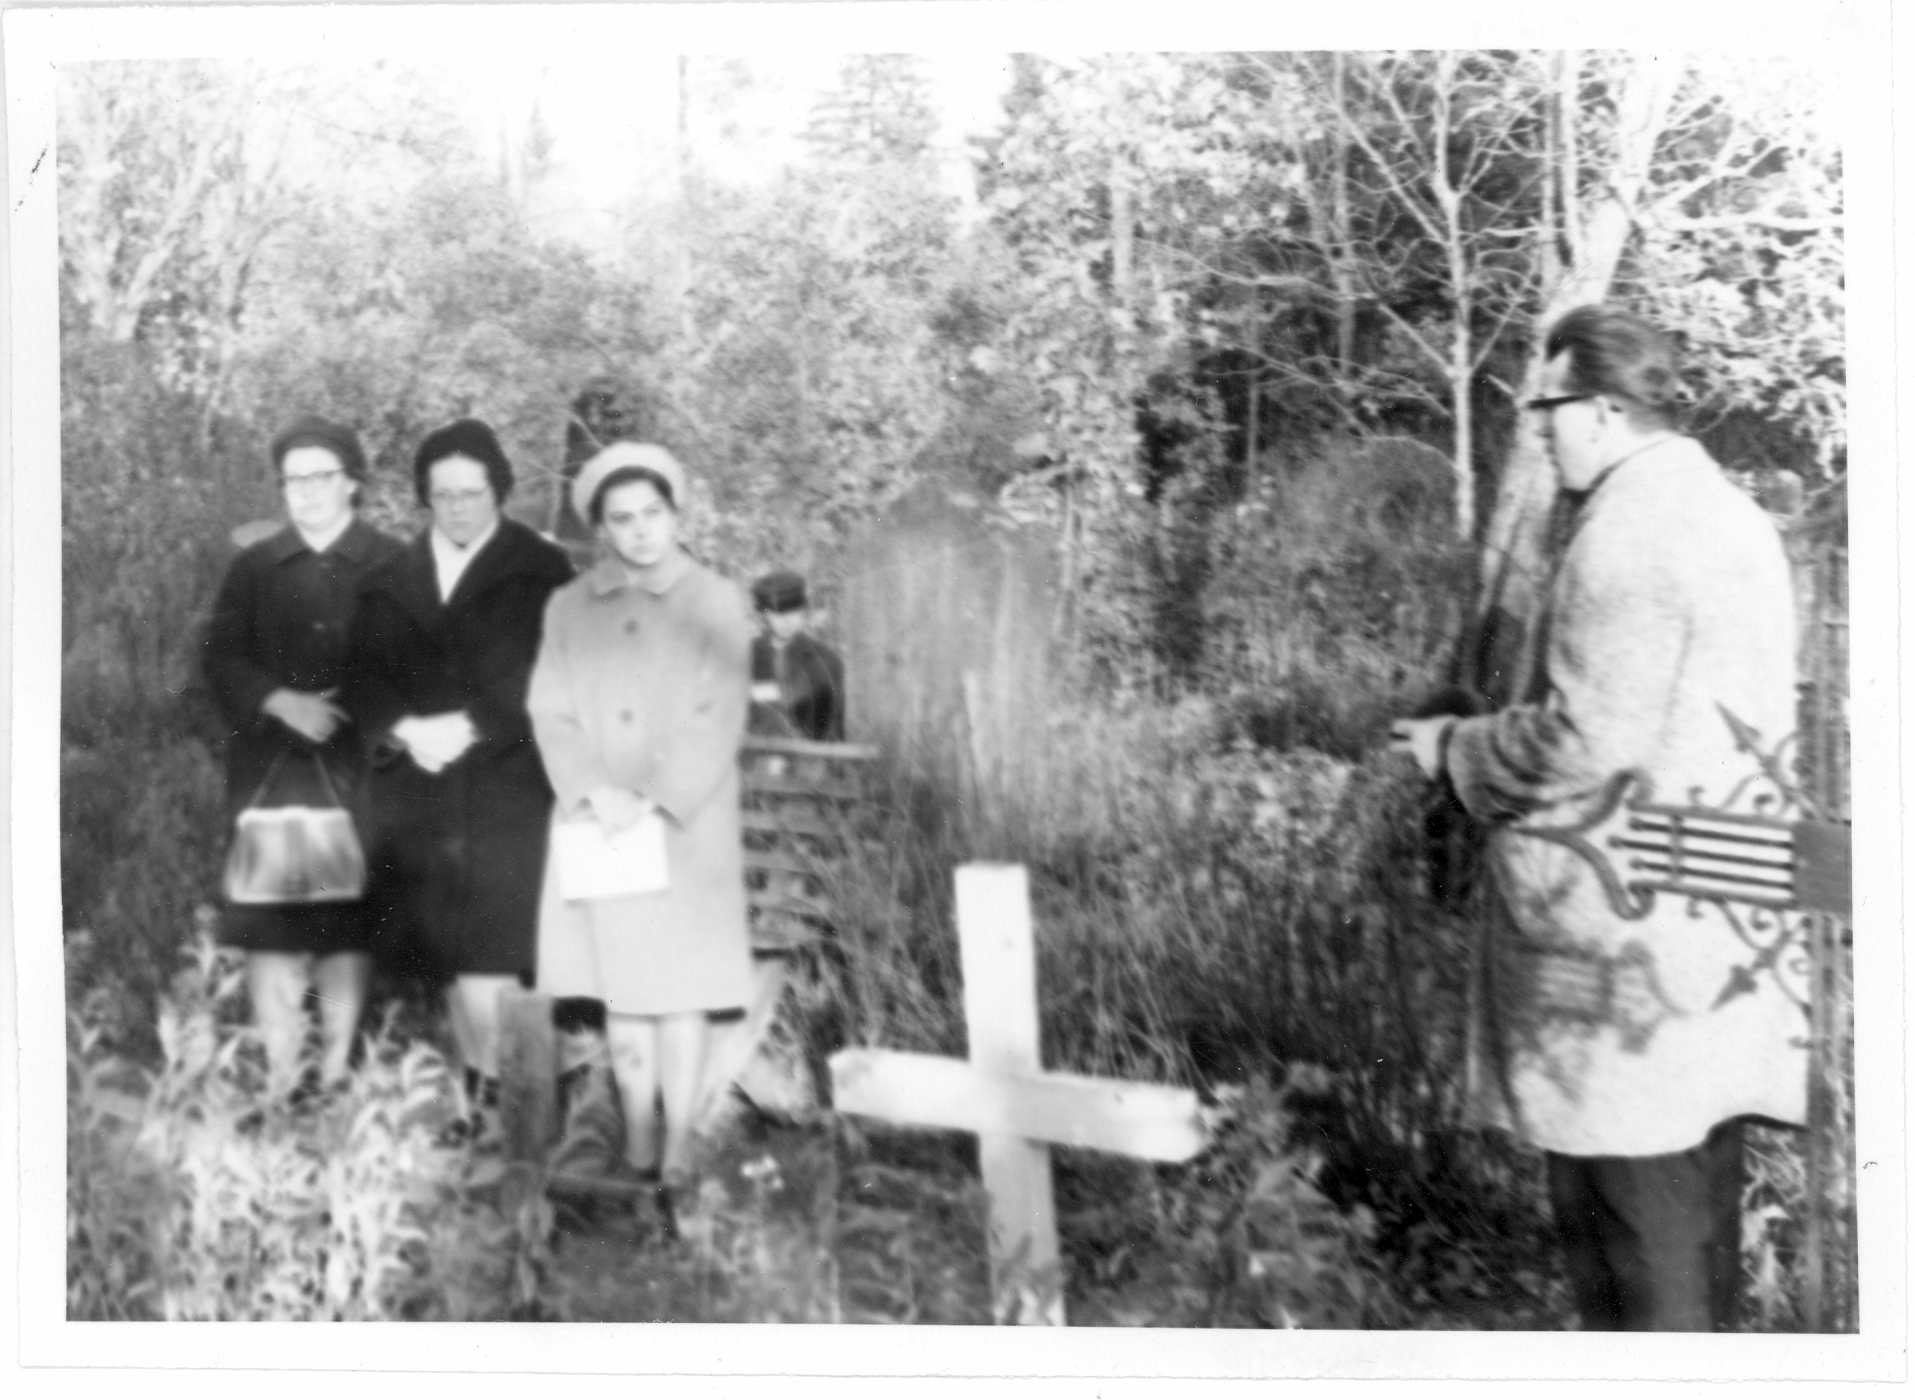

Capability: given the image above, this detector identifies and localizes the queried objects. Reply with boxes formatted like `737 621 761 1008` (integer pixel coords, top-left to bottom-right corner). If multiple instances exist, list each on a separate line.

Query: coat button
620 709 633 723
624 620 638 635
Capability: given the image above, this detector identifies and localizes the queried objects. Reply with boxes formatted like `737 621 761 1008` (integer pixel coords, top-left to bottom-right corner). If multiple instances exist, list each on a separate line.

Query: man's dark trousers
1546 1118 1747 1331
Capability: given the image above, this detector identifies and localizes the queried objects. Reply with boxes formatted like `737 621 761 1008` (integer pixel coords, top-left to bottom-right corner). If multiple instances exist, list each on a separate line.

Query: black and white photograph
3 0 1902 1385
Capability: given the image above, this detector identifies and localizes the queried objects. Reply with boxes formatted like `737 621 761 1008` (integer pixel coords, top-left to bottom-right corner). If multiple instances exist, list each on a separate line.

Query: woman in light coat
528 442 755 1190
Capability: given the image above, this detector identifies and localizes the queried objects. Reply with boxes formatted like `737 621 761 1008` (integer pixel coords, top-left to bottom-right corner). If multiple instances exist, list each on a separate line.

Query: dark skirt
218 901 371 957
361 753 550 983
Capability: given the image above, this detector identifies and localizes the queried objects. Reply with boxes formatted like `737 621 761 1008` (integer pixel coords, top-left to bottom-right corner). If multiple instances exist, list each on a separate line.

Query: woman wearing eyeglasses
342 419 574 1140
203 416 405 1099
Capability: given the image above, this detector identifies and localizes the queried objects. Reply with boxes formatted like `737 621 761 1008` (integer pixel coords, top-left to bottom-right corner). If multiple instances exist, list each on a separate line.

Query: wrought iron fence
1798 541 1853 1331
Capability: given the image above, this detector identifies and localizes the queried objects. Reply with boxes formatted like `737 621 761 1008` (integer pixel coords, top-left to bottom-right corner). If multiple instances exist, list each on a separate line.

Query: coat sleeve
821 640 846 742
645 581 754 823
1447 521 1692 824
466 563 573 757
339 590 413 764
201 551 279 734
527 592 618 817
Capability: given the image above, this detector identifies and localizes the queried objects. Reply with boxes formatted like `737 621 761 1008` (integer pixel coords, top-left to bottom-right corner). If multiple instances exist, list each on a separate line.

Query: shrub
66 923 546 1320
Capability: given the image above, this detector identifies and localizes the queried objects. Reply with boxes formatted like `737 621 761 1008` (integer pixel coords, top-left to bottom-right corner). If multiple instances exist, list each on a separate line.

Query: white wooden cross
827 862 1209 1325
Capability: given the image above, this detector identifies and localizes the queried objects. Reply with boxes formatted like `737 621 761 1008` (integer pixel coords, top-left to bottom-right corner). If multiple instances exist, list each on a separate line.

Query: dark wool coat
342 518 574 980
749 632 846 741
202 518 405 956
530 550 755 1015
1445 438 1802 1157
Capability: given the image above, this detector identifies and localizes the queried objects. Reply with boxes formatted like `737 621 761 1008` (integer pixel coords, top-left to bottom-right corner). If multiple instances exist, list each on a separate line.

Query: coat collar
586 545 694 599
370 516 570 630
1582 434 1704 506
263 515 382 566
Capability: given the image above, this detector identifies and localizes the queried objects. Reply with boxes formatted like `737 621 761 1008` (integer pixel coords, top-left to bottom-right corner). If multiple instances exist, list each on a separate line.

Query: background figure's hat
571 441 689 524
752 569 808 613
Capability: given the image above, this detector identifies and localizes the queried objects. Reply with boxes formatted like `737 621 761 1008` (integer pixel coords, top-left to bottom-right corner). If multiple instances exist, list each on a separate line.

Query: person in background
529 442 755 1212
203 416 404 1099
342 419 574 1142
1391 305 1802 1331
748 570 846 742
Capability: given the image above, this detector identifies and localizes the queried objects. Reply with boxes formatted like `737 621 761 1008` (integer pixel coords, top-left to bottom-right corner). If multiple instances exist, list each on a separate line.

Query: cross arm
828 1049 1208 1163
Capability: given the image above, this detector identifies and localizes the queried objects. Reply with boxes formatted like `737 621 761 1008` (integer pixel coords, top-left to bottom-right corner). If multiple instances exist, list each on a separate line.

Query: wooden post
496 988 558 1163
958 863 1060 1324
830 862 1209 1326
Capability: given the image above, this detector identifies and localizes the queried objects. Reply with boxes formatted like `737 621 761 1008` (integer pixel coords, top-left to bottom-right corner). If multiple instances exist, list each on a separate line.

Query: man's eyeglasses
282 469 346 490
430 488 493 507
1525 393 1594 414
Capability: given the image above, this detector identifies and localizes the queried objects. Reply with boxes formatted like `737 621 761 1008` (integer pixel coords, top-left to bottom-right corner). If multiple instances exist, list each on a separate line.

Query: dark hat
752 570 808 613
271 415 368 483
414 418 513 506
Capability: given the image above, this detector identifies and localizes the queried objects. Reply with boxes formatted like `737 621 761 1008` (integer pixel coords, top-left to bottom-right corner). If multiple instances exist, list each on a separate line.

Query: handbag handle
243 746 347 811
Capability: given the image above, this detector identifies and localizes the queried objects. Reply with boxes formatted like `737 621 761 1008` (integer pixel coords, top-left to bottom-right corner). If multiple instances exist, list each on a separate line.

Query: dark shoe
654 1181 683 1244
437 1073 503 1151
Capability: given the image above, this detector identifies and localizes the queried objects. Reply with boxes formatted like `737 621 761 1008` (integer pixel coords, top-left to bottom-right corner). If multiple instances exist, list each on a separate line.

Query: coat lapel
376 531 451 639
445 519 519 613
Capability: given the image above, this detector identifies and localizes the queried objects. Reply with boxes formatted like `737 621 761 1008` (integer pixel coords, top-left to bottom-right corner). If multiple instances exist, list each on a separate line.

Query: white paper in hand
552 811 670 901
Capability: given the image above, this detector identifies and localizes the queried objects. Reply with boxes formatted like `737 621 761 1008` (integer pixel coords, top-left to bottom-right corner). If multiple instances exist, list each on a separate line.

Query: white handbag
221 752 367 905
551 809 670 902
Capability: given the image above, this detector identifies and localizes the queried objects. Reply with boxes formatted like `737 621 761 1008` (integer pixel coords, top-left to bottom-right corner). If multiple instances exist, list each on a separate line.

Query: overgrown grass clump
59 420 1820 1327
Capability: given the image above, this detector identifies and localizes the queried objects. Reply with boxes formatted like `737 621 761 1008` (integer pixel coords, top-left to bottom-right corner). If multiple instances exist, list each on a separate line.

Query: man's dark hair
413 418 514 506
1543 304 1684 430
588 465 677 525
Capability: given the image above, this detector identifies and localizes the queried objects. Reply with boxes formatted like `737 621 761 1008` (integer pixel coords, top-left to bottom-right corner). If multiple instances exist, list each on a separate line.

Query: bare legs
445 974 519 1079
606 1011 708 1179
247 950 371 1095
313 953 370 1083
247 953 309 1098
606 1017 659 1172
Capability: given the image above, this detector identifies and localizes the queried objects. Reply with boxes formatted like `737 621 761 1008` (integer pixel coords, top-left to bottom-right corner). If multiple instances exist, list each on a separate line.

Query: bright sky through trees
444 51 1017 248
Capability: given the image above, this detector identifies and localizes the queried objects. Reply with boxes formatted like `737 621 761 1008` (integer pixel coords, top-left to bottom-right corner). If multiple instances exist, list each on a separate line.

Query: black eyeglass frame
1524 393 1595 414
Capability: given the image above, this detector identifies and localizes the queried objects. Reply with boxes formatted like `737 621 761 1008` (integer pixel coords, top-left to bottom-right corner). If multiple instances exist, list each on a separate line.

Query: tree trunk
1463 55 1682 704
1330 52 1357 373
1450 311 1475 542
676 55 696 341
1244 304 1261 493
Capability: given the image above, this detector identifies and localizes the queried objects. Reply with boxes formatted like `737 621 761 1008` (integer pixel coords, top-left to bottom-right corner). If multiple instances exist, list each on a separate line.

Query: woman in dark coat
203 416 404 1094
342 419 573 1123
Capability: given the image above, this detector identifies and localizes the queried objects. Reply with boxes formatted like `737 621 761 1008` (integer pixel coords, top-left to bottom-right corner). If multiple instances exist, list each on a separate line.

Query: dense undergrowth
60 413 1820 1328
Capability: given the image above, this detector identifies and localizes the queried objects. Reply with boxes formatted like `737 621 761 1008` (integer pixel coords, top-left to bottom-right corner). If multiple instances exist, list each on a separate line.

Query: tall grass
58 366 1828 1325
805 451 1568 1320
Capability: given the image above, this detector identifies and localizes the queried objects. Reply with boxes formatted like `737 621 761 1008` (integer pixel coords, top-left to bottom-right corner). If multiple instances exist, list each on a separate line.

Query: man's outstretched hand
1389 715 1457 781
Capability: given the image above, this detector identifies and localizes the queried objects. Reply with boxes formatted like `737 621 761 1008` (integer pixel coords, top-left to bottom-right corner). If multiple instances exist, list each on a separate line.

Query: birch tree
1327 51 1549 541
1467 51 1843 705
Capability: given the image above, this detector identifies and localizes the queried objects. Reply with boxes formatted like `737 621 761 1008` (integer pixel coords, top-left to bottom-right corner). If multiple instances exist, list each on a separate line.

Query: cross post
829 862 1208 1325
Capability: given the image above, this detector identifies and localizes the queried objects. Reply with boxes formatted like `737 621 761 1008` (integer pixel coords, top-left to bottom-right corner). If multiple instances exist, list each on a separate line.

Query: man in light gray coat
1394 305 1803 1330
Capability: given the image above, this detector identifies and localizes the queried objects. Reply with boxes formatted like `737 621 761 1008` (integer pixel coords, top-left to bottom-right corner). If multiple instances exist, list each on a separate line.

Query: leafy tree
1468 51 1844 706
803 54 940 169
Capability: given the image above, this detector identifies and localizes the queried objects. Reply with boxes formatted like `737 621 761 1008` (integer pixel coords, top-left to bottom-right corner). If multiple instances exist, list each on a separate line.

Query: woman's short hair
271 415 368 484
413 418 513 506
588 466 677 525
1543 305 1684 430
